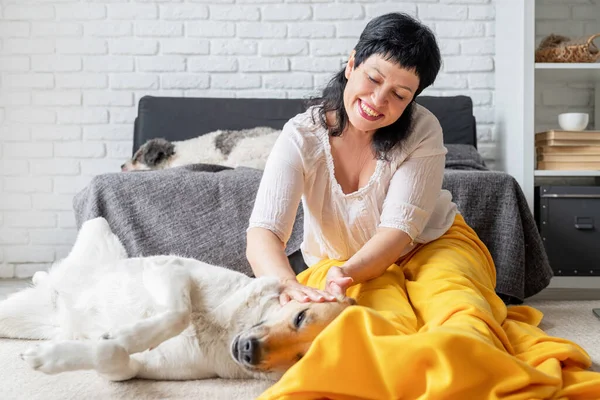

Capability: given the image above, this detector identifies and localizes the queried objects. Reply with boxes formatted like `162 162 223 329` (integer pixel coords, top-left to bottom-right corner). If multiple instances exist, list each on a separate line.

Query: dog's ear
141 138 175 167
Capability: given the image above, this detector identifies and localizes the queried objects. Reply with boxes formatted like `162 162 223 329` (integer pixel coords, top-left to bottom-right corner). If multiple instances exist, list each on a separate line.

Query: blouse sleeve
378 111 446 241
247 122 304 246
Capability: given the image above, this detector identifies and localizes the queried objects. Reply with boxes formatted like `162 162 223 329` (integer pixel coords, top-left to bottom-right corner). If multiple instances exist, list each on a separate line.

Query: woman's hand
279 278 337 305
325 266 354 297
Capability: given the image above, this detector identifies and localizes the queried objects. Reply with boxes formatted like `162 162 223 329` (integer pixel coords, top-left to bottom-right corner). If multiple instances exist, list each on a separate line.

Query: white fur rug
0 285 598 399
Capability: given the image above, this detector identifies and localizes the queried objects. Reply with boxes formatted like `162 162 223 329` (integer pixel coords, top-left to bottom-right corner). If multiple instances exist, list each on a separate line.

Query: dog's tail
0 271 59 339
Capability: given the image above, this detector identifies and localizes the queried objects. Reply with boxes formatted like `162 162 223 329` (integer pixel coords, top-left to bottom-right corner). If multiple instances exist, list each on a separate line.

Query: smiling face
343 52 420 135
230 297 355 377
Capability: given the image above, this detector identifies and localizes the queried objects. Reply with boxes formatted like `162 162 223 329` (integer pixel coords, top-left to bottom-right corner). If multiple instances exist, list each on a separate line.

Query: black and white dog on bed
121 126 280 172
0 217 354 382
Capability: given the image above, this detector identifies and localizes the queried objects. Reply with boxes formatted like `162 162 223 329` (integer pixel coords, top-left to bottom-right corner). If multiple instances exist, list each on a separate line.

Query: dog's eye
296 353 304 362
294 309 308 329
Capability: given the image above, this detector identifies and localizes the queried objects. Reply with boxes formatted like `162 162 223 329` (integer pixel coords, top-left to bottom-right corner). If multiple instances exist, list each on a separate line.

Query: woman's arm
246 124 336 304
339 227 413 284
247 227 335 303
329 141 446 294
246 226 296 282
246 125 304 281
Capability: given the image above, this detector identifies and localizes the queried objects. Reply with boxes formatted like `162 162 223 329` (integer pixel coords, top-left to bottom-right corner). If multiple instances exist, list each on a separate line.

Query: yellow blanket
258 215 600 400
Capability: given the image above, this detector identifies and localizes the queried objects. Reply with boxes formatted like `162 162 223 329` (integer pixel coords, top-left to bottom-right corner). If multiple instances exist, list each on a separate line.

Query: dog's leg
21 264 194 381
102 265 193 355
21 335 219 381
130 336 219 380
66 217 127 265
21 339 141 381
45 217 128 303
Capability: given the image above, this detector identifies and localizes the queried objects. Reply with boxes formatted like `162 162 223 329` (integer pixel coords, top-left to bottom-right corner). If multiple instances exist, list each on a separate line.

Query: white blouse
248 104 458 267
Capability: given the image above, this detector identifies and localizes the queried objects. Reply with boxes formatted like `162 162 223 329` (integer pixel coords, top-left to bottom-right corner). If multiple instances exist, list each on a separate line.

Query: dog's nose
238 337 260 365
121 163 126 171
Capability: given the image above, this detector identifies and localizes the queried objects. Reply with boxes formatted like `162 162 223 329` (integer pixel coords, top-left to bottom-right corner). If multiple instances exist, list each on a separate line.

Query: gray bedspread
73 145 552 304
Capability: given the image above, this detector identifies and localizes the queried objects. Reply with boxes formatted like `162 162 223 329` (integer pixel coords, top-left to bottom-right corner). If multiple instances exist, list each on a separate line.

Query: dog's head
230 296 355 377
121 138 175 172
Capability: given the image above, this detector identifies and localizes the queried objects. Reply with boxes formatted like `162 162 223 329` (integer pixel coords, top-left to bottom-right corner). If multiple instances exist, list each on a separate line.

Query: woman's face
343 52 420 134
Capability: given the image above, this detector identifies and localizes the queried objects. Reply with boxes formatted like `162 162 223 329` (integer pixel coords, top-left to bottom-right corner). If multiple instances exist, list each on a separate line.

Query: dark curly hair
308 13 441 160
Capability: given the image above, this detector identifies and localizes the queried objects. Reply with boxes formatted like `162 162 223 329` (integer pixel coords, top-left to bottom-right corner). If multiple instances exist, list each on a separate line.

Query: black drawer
538 186 600 276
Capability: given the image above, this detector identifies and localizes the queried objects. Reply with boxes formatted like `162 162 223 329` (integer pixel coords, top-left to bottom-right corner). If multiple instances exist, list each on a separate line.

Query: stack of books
535 130 600 170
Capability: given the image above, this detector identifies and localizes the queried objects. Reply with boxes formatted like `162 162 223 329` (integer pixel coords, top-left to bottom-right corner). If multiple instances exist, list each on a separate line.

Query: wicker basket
535 33 600 63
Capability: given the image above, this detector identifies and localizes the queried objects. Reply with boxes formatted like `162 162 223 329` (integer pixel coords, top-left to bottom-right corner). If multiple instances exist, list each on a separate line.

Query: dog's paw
20 342 84 375
20 343 63 374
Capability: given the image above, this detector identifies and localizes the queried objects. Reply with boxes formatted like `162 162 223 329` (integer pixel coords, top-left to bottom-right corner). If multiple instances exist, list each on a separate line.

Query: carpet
0 296 598 399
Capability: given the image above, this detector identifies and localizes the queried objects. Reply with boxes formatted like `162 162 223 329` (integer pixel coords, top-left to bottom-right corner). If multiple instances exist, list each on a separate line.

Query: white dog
0 218 353 382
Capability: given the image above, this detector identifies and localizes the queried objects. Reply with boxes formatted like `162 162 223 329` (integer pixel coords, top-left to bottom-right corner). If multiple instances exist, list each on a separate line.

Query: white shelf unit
534 169 600 177
495 0 536 210
535 62 600 71
496 1 600 212
535 63 600 137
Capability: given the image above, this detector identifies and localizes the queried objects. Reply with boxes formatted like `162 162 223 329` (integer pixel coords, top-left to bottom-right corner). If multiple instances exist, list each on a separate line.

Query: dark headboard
133 95 477 154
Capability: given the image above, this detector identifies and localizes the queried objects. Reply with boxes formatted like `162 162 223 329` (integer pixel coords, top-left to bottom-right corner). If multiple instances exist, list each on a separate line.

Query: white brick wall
0 0 496 278
534 0 597 133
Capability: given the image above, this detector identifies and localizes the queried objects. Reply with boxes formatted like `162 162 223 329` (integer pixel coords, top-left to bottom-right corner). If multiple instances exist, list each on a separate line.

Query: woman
246 13 600 399
246 12 455 304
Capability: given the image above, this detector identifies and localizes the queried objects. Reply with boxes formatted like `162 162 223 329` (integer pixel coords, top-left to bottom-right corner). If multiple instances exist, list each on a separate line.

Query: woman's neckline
317 125 383 199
